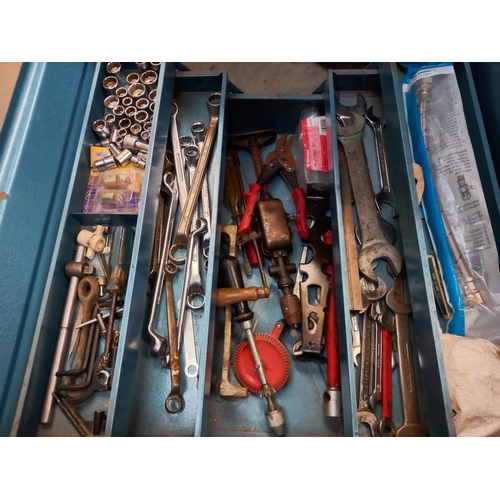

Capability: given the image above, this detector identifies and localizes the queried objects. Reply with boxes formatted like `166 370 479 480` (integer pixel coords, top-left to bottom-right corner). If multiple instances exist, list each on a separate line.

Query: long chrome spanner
170 103 189 213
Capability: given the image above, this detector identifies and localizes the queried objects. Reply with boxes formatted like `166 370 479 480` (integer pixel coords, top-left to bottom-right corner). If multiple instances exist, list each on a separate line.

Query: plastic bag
403 62 500 343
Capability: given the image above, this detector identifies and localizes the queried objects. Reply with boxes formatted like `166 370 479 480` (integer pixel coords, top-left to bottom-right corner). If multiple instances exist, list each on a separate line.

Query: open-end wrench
170 93 220 263
385 264 428 436
357 310 379 436
336 108 402 284
165 261 182 413
365 107 398 218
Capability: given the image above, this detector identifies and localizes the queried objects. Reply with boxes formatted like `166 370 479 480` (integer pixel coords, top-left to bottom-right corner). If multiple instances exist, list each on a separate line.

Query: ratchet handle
239 183 261 234
325 263 340 390
292 187 309 239
219 255 253 324
382 328 393 419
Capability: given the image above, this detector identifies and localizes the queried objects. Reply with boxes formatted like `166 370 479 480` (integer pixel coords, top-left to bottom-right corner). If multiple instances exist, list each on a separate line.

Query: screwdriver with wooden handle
224 150 256 277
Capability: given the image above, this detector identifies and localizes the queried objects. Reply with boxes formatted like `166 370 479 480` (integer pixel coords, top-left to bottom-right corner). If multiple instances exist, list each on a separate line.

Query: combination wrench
385 264 428 436
336 108 402 284
170 93 220 263
169 103 189 214
365 107 398 218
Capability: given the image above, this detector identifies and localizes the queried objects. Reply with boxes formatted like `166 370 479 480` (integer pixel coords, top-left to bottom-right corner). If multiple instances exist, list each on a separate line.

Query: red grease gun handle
292 187 309 239
238 183 261 234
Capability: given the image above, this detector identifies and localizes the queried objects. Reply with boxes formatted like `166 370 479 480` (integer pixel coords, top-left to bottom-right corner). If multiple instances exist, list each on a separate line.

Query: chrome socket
141 131 150 142
112 105 125 118
126 72 141 85
136 98 149 110
137 151 148 161
106 62 126 85
149 101 155 114
109 128 120 144
115 136 124 147
150 62 161 71
143 121 152 132
115 148 133 166
116 87 128 99
104 114 116 127
130 155 146 168
109 143 122 157
128 83 146 100
121 96 133 108
140 70 158 92
123 134 149 152
117 128 128 138
95 139 110 147
104 95 120 110
102 76 119 96
149 89 157 102
125 106 137 119
94 155 117 170
134 110 149 125
135 62 150 72
118 118 132 130
93 120 111 140
130 123 142 136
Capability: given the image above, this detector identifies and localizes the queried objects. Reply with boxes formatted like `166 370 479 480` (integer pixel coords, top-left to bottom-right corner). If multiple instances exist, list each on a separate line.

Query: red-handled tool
378 328 396 436
238 134 309 239
323 230 342 417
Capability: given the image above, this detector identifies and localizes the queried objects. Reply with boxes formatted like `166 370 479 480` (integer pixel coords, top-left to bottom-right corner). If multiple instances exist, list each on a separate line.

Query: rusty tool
219 225 249 398
238 134 309 239
219 255 286 436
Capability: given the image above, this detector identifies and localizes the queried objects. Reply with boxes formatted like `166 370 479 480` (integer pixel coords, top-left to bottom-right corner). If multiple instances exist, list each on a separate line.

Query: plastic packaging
292 107 330 194
403 62 500 343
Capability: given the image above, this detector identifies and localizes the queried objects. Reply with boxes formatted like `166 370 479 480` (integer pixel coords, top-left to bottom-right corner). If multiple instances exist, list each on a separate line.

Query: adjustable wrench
385 264 428 436
365 107 398 218
336 108 402 284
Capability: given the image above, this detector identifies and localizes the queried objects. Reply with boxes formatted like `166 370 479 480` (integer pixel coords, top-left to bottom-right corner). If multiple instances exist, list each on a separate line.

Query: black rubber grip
219 255 253 323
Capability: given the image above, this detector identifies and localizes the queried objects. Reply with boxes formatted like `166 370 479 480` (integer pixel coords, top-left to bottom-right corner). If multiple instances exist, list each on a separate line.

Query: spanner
365 107 398 218
385 264 428 436
170 103 189 212
336 108 402 284
357 310 378 436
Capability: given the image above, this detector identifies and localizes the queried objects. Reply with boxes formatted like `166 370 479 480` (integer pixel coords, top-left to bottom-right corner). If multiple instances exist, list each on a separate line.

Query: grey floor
0 62 366 131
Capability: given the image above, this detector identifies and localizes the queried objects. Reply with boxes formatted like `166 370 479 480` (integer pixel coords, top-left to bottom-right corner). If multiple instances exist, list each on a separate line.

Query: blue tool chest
1 62 497 437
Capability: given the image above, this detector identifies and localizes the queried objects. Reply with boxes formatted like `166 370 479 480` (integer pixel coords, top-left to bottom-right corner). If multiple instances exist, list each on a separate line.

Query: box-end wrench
170 93 220 264
385 264 428 436
192 121 211 259
365 107 398 218
336 108 402 284
170 103 189 213
147 172 178 359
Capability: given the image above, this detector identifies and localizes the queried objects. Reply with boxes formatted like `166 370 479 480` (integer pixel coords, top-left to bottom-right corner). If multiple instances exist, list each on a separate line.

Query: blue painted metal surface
0 62 95 436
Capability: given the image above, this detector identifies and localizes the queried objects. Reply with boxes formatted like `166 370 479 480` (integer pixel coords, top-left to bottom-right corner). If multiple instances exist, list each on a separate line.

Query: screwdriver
224 150 255 277
219 255 286 436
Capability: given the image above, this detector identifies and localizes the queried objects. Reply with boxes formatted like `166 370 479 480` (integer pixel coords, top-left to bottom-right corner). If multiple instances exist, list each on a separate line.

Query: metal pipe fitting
116 86 128 99
130 123 142 136
112 105 125 118
119 117 132 130
136 97 149 110
150 62 161 71
121 96 133 108
104 95 119 110
126 72 141 85
143 121 152 132
115 148 133 166
140 70 158 92
125 106 137 118
123 134 149 152
128 83 146 100
149 101 155 114
94 155 117 170
102 76 119 95
149 89 156 102
141 131 150 142
93 119 111 139
135 62 149 72
134 110 148 125
104 114 116 127
130 155 146 168
106 62 126 85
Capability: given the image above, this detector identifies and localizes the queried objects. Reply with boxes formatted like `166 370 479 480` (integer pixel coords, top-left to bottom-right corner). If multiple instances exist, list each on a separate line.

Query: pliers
238 134 309 239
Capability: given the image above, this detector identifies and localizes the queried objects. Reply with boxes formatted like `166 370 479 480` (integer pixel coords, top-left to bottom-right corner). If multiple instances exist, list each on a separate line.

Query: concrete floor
0 62 367 131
